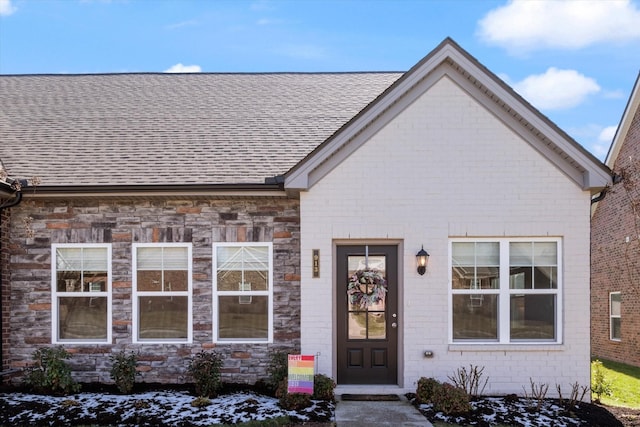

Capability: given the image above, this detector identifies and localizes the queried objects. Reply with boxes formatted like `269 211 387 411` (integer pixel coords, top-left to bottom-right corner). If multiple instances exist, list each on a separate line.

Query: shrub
190 396 211 408
187 350 224 398
416 377 442 404
312 374 336 401
24 346 80 395
448 364 489 398
109 349 139 394
522 378 549 411
275 377 313 410
431 382 472 415
415 377 471 415
591 359 613 403
267 350 289 391
276 378 312 410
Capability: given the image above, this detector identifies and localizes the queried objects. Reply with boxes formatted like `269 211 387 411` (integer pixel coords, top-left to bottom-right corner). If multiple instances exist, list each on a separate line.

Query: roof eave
22 183 288 198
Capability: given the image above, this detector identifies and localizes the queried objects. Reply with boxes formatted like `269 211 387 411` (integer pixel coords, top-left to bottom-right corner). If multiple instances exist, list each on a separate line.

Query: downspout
0 181 25 373
591 173 623 205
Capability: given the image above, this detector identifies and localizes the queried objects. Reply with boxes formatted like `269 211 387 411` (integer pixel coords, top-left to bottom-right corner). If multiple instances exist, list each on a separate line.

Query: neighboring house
591 73 640 368
0 38 612 396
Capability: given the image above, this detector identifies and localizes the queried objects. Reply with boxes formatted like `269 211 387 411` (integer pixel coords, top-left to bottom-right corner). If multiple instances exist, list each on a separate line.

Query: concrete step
334 395 433 427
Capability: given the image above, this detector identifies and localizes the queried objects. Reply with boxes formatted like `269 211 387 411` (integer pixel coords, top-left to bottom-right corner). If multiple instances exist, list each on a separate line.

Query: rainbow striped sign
287 354 315 394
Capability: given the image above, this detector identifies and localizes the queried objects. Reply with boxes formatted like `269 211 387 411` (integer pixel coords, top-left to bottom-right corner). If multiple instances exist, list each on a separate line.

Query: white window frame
212 242 273 343
609 291 621 341
449 237 563 344
51 243 112 344
132 243 193 344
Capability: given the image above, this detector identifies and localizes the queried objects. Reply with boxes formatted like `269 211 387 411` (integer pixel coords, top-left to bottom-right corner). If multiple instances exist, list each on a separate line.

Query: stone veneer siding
591 104 640 368
7 196 301 384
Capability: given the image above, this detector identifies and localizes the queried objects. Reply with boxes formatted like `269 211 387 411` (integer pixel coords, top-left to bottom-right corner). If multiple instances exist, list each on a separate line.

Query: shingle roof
0 72 400 187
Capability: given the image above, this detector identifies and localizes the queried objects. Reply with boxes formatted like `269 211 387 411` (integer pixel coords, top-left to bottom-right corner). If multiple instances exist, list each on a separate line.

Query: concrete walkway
334 395 433 427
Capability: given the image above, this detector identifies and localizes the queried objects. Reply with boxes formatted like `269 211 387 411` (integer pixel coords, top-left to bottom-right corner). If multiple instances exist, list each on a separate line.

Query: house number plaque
312 249 320 278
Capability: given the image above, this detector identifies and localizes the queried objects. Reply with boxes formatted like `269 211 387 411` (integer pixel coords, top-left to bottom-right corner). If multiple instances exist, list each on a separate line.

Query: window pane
476 242 499 266
452 294 498 340
57 274 82 292
348 312 367 339
452 241 499 290
510 294 555 340
164 270 188 291
611 318 621 340
58 297 107 340
611 293 621 316
216 246 269 291
138 296 188 340
510 242 533 265
367 312 386 339
83 248 108 270
137 247 163 269
510 242 557 289
218 296 268 339
56 248 82 270
137 270 162 291
452 242 476 265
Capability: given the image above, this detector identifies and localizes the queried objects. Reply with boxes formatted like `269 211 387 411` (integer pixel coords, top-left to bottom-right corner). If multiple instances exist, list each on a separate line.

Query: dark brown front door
337 245 398 384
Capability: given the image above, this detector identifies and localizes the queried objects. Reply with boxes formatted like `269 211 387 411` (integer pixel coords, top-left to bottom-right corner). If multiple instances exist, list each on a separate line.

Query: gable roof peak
285 37 611 193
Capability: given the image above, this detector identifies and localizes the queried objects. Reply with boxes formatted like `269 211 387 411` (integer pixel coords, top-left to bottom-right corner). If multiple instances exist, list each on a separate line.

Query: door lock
391 322 397 328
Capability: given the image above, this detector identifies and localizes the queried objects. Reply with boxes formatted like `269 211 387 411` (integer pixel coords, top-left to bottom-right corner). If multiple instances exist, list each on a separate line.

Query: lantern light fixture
416 246 429 276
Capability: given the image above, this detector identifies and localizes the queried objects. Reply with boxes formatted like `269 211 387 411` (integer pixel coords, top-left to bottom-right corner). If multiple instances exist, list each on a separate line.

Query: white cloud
478 0 640 51
511 68 600 110
599 125 618 143
164 63 202 73
567 124 616 160
0 0 17 16
593 125 618 159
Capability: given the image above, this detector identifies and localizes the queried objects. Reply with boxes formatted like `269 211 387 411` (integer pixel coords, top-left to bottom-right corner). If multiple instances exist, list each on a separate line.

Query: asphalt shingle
0 72 401 187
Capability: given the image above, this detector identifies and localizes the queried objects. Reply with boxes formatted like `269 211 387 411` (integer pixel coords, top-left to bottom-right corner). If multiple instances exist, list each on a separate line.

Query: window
133 244 192 343
52 244 111 343
610 292 621 341
213 243 272 342
450 239 561 343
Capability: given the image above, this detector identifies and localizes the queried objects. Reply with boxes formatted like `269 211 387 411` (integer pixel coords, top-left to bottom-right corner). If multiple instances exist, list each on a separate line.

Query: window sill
448 343 565 352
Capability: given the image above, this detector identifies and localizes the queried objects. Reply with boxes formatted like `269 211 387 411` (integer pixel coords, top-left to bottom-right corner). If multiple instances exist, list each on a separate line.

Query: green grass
593 358 640 409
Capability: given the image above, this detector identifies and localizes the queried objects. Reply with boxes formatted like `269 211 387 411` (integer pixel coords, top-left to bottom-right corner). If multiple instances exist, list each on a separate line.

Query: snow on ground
0 390 335 426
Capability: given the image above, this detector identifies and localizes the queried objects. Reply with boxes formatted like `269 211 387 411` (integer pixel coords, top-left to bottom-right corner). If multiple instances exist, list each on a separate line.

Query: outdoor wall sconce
416 246 429 275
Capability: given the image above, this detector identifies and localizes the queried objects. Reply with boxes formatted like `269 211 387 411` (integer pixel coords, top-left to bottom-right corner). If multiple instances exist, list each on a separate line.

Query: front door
336 245 398 384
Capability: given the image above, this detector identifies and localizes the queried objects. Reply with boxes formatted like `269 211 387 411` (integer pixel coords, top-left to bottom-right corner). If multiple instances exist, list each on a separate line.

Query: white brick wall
300 76 591 396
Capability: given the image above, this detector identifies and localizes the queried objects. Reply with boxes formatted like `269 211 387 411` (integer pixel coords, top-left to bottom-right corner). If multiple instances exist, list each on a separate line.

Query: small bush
24 346 80 395
431 382 472 415
187 350 224 398
591 359 613 403
416 377 441 404
448 364 489 398
312 374 336 401
275 377 313 410
190 396 211 408
522 378 549 411
109 349 139 394
267 350 289 391
415 377 471 415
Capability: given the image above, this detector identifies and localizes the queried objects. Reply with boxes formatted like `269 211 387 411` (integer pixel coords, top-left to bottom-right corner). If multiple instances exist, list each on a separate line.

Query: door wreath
347 269 387 309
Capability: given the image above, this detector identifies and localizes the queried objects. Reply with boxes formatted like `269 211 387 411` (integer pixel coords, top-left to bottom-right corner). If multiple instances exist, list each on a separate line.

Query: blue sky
1 0 639 161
